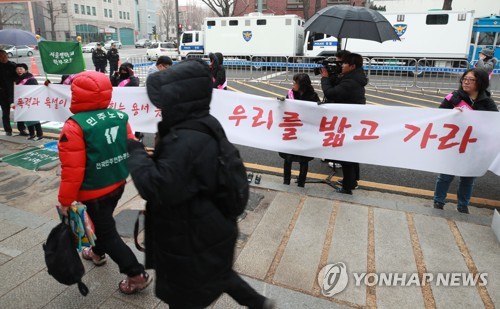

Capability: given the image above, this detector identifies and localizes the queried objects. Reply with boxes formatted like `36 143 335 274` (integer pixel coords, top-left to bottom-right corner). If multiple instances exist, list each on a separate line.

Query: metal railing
125 55 499 93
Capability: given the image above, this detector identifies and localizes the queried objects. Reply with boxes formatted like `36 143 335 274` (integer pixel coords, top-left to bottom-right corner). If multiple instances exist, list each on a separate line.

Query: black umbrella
304 5 400 51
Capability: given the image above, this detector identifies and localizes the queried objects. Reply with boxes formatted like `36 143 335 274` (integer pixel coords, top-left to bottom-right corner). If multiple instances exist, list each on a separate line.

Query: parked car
0 44 34 57
104 40 122 49
146 42 178 61
81 42 104 53
135 39 151 48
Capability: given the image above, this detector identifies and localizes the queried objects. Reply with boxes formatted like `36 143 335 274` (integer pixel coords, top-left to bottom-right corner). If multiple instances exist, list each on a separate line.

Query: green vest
71 109 129 190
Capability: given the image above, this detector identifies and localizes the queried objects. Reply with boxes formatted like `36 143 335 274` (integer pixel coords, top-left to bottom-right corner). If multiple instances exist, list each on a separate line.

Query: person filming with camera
319 52 367 195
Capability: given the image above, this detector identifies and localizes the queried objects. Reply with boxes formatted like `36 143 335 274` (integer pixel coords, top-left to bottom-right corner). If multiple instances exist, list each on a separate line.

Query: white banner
14 84 500 177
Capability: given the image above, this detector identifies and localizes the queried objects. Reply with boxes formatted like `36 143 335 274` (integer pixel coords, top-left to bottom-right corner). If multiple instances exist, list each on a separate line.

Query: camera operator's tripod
303 161 339 188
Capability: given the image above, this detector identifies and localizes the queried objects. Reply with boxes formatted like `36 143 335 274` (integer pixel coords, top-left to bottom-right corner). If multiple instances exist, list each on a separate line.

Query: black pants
168 270 266 309
109 64 118 78
27 122 43 137
283 160 309 187
83 184 145 277
340 162 358 191
1 101 12 133
95 65 106 73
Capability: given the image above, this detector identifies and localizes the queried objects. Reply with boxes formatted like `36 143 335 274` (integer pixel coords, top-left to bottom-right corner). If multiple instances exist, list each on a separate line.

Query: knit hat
479 48 494 58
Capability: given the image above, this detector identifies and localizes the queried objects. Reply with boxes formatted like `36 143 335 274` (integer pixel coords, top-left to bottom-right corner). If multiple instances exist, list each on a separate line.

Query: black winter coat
127 59 237 306
106 48 119 66
15 73 38 85
92 49 107 67
320 67 368 104
439 89 498 111
209 52 226 89
0 60 17 104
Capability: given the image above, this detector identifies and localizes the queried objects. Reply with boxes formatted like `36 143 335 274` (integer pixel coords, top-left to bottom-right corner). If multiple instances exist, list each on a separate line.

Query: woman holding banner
15 63 43 140
433 68 498 214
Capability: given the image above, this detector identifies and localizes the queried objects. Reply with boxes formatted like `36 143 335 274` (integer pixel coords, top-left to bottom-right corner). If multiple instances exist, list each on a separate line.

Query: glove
44 80 51 86
127 139 144 153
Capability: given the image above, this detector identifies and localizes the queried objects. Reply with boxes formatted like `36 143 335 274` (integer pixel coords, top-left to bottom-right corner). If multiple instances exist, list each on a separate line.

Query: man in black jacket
320 53 368 194
0 49 18 136
106 43 120 78
92 43 107 73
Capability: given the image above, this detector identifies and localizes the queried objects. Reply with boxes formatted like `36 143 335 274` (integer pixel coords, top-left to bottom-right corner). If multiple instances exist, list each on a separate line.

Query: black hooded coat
127 59 238 306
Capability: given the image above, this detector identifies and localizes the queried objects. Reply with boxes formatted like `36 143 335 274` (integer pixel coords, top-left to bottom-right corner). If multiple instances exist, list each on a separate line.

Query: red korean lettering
354 120 379 140
320 116 352 147
228 105 247 126
141 104 149 113
404 123 438 149
131 103 139 116
458 126 477 153
279 111 303 140
155 108 162 117
437 124 460 150
32 97 40 106
17 98 24 108
252 107 273 130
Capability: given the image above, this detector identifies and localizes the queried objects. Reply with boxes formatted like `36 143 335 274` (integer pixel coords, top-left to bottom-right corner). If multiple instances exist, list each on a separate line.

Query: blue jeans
433 174 475 210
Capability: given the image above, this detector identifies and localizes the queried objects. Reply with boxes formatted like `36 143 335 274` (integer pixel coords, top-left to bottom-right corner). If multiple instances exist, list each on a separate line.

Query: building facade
233 0 365 18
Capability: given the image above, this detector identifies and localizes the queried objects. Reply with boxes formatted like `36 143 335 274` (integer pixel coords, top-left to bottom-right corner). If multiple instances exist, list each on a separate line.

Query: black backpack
175 116 249 219
43 221 89 296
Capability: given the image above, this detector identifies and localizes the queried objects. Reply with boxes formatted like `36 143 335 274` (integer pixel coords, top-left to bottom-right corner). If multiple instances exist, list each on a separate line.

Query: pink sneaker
81 247 107 266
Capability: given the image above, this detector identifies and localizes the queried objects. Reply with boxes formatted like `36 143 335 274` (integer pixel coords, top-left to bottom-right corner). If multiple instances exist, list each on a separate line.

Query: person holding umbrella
0 49 18 136
319 52 367 195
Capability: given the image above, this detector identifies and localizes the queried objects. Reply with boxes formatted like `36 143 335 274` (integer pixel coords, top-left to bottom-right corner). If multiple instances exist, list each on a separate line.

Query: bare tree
315 0 321 14
303 0 310 20
201 0 234 17
0 5 20 30
442 0 453 10
159 0 176 40
38 1 63 40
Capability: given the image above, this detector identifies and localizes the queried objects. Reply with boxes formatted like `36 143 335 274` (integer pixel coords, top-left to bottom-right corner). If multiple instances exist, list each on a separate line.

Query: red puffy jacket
58 71 135 206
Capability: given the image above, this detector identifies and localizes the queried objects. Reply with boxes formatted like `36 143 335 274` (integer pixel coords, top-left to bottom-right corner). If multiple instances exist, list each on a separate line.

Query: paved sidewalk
0 136 499 308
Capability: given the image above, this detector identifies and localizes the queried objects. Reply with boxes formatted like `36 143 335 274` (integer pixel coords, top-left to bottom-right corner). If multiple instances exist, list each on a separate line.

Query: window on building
253 0 267 10
92 7 96 16
109 9 112 17
74 4 79 14
119 0 122 4
81 5 85 14
86 6 90 15
287 0 303 9
426 14 449 25
327 0 350 4
119 11 122 19
127 12 130 19
257 19 267 25
104 8 108 17
61 3 67 13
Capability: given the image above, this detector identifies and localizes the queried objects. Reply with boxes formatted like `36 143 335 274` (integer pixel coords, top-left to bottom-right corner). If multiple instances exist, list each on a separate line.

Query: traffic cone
30 57 40 76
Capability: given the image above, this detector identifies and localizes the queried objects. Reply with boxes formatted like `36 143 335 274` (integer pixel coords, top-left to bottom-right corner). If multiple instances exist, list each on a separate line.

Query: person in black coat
319 53 368 194
110 62 140 87
209 52 227 90
127 59 274 309
0 49 18 136
279 73 319 187
92 43 107 73
106 43 120 77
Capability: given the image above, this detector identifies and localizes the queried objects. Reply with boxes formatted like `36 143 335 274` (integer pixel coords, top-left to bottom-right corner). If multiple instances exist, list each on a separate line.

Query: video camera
313 57 342 78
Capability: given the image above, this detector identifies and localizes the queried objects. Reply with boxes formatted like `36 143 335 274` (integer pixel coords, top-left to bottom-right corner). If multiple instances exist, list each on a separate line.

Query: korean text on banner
38 41 85 74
